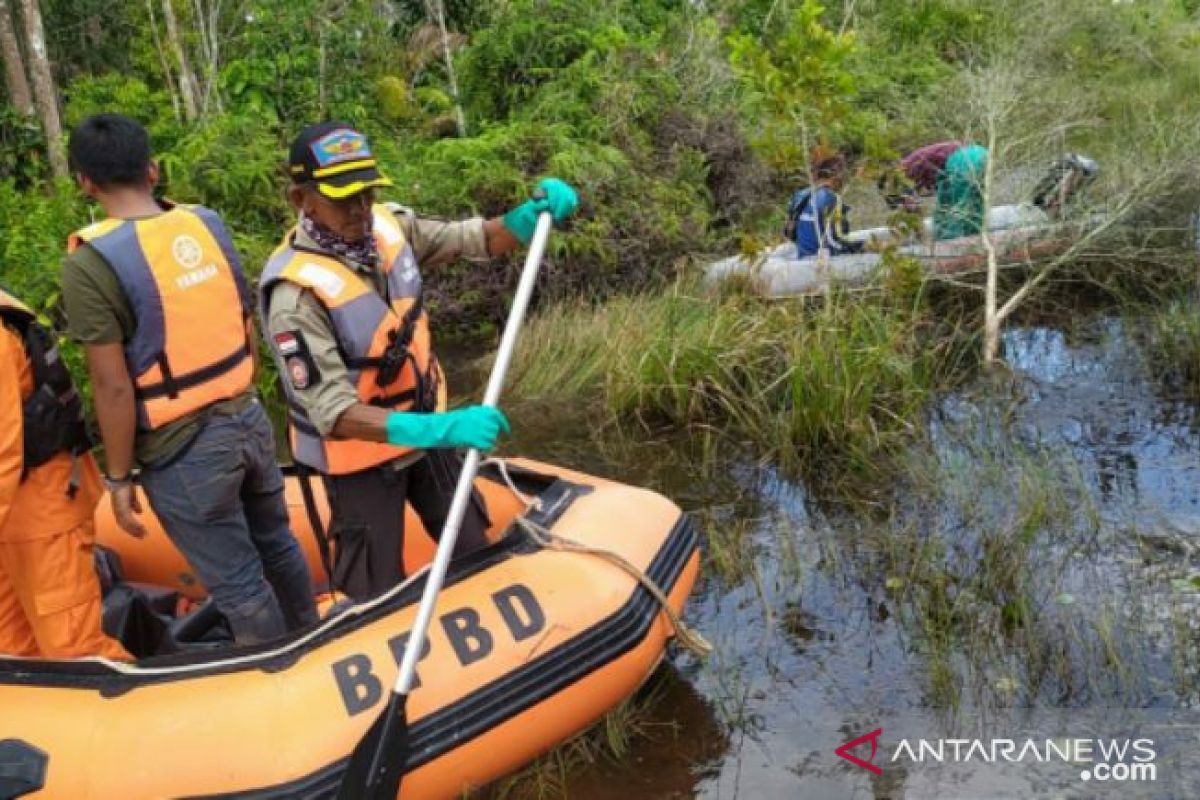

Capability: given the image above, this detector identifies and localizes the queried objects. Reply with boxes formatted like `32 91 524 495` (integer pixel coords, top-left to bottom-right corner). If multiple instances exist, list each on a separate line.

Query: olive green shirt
263 207 489 446
61 214 254 468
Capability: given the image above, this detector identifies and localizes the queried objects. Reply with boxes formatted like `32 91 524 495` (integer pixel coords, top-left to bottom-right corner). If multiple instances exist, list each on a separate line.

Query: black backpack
782 187 813 241
0 304 92 479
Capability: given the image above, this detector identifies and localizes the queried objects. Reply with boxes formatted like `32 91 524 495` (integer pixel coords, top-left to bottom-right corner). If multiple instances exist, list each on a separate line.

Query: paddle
336 210 554 800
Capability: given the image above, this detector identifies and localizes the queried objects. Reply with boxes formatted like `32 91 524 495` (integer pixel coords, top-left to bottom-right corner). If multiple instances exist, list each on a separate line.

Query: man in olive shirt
262 121 577 599
61 114 316 644
62 244 245 468
265 202 500 443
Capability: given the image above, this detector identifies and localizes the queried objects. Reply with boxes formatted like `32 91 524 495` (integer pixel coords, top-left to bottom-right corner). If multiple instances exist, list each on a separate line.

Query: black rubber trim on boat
185 513 699 800
0 470 587 692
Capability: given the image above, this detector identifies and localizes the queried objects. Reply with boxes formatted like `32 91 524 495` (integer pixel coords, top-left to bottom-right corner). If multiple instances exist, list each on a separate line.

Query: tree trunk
145 0 182 122
191 0 223 115
18 0 65 177
425 0 466 137
982 295 1001 364
85 13 102 50
161 0 198 121
206 0 223 113
838 0 859 36
0 0 32 115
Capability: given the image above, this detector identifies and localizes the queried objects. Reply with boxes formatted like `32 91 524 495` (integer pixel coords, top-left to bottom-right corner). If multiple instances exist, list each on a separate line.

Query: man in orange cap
0 286 129 659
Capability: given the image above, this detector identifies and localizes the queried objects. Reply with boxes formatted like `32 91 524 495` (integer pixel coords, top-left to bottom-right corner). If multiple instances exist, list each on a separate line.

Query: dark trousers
322 449 490 601
141 401 318 644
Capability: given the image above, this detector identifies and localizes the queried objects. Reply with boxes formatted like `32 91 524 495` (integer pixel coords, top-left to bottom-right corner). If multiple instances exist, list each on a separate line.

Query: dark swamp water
471 311 1200 799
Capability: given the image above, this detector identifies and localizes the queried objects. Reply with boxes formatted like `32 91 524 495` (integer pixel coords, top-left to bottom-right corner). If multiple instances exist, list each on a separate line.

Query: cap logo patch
312 129 371 168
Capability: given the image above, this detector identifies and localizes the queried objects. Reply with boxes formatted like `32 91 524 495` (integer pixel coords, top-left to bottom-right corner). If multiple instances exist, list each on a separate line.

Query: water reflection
1002 319 1200 525
548 671 728 800
476 313 1200 798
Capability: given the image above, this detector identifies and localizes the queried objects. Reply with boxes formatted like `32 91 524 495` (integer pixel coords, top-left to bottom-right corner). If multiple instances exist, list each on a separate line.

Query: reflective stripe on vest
259 204 447 476
69 205 254 431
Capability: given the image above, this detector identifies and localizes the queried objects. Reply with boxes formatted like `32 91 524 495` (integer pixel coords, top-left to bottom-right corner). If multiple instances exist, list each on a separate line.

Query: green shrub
0 108 49 187
0 180 88 311
157 114 289 246
63 73 182 148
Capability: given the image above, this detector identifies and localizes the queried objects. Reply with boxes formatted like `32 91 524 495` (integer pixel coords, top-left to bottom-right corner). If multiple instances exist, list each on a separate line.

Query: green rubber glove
385 406 511 451
502 177 579 244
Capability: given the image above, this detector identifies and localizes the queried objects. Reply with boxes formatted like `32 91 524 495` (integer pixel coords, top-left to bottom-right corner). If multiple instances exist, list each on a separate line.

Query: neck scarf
299 212 379 269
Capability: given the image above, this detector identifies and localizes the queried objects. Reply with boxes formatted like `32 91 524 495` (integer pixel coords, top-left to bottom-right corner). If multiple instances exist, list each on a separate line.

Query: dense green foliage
0 0 1196 447
0 0 1192 317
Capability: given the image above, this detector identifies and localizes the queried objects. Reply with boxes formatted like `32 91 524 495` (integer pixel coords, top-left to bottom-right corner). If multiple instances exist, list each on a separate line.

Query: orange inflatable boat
0 458 700 799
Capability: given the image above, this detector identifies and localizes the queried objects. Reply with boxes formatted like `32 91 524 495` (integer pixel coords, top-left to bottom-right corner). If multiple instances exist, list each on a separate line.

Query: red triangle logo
835 727 883 775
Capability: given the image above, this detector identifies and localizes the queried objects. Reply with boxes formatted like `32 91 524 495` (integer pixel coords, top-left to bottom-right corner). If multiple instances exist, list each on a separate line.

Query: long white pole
392 211 552 695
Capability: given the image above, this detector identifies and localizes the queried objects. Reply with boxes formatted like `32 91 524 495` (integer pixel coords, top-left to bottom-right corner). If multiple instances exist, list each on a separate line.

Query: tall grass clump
507 280 973 482
770 295 946 475
604 293 782 428
1143 298 1200 397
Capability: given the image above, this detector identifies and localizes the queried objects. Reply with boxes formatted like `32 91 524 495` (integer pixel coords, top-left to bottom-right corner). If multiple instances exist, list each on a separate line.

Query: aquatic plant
1143 298 1200 397
866 419 1126 708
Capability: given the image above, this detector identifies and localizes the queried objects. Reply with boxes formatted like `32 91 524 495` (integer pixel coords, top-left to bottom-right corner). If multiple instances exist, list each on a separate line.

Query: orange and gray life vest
68 204 254 432
0 288 92 486
259 204 446 476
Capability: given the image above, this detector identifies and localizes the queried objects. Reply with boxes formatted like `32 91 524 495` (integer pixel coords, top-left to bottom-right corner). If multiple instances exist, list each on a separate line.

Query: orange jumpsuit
0 323 129 659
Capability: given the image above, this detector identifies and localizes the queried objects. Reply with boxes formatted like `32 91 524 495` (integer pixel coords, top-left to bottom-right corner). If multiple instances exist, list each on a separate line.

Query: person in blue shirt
785 153 863 259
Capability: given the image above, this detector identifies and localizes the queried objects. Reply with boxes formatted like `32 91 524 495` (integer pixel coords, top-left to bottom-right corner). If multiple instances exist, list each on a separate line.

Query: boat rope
483 459 712 658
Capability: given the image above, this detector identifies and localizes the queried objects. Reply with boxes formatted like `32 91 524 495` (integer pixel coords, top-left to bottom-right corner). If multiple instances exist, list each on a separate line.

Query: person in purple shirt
901 140 964 194
879 140 964 211
882 140 989 240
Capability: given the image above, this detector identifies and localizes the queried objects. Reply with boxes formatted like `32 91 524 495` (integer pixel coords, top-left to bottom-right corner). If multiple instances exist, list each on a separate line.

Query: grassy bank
506 271 977 485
